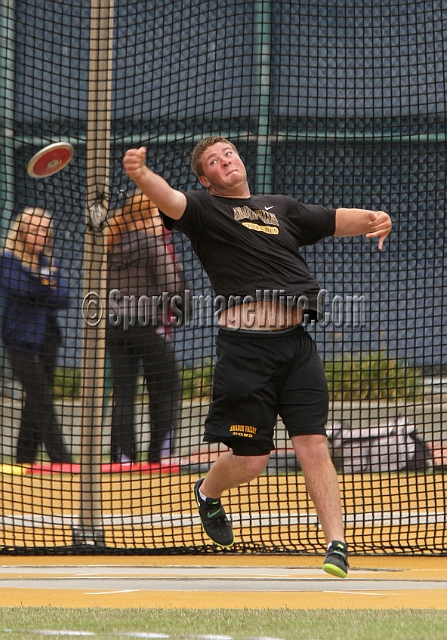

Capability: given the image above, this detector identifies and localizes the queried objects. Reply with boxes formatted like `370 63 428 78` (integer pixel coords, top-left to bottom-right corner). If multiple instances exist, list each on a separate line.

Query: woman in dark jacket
107 192 187 464
0 207 72 464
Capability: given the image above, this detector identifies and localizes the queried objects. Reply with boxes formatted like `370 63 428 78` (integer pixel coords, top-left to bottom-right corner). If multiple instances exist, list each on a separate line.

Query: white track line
0 511 445 529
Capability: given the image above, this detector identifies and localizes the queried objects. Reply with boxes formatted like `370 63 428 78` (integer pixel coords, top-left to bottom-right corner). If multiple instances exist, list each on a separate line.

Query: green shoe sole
200 522 235 548
322 562 348 578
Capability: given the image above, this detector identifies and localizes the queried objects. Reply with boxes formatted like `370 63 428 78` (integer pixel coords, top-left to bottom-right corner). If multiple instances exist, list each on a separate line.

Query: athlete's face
198 143 249 197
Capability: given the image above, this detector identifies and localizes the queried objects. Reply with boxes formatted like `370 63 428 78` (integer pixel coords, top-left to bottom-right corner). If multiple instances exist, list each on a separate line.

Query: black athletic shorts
203 325 329 456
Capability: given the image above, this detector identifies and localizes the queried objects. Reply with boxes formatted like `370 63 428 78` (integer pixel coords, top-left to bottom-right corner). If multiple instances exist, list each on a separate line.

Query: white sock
199 488 208 502
328 541 345 550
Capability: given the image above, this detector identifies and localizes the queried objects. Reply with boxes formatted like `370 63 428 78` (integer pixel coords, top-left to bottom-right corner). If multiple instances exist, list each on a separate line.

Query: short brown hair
190 136 238 177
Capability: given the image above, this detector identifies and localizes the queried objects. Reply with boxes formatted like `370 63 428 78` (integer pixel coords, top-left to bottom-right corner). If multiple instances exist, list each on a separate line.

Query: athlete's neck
208 186 251 199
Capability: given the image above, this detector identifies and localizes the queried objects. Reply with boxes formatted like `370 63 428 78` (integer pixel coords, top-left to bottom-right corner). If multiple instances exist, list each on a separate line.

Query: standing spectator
107 191 187 464
0 207 72 464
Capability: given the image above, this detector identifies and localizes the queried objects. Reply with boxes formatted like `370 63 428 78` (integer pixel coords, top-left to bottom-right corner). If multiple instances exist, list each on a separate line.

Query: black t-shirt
162 190 336 319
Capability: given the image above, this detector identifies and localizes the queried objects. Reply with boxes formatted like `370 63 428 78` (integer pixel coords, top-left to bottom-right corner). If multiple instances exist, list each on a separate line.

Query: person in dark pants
0 206 72 465
107 192 187 464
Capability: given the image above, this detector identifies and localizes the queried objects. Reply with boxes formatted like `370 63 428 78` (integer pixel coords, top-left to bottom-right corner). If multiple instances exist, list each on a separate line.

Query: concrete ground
0 555 446 609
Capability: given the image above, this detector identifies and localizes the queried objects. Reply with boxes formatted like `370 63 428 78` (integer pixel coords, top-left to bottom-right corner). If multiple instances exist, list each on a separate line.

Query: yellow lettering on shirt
241 222 279 235
233 206 279 226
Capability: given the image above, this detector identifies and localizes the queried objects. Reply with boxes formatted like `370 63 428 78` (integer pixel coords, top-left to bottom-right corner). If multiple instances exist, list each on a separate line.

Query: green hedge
53 367 82 398
324 351 424 401
53 362 215 401
53 352 423 402
181 360 214 400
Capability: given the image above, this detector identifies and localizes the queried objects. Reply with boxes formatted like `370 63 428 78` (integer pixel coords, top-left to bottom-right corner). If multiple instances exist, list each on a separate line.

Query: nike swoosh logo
265 206 274 210
207 509 222 518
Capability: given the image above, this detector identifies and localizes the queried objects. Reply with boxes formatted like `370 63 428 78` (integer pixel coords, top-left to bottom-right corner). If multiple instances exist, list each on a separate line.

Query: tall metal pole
73 0 114 546
0 0 15 235
253 1 272 195
0 0 16 391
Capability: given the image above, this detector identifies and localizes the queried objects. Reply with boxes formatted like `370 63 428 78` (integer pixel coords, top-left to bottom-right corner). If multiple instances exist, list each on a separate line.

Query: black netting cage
0 0 446 555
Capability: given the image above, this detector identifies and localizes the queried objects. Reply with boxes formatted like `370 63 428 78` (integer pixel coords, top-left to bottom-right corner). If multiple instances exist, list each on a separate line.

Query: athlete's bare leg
200 450 270 498
292 434 345 543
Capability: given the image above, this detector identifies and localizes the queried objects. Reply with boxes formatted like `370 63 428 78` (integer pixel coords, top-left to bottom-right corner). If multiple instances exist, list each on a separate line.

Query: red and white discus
27 142 74 178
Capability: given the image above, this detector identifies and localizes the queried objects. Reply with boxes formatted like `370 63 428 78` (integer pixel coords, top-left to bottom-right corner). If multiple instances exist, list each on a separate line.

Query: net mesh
0 0 446 555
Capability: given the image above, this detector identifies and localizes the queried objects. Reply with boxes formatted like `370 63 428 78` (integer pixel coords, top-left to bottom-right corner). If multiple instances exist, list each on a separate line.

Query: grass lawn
0 608 447 639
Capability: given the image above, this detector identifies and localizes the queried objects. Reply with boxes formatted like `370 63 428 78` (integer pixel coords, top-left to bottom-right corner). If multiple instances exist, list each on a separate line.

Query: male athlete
123 136 391 578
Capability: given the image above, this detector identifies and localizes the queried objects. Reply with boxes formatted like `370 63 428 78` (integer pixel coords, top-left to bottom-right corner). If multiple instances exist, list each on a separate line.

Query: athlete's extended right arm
123 147 187 220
